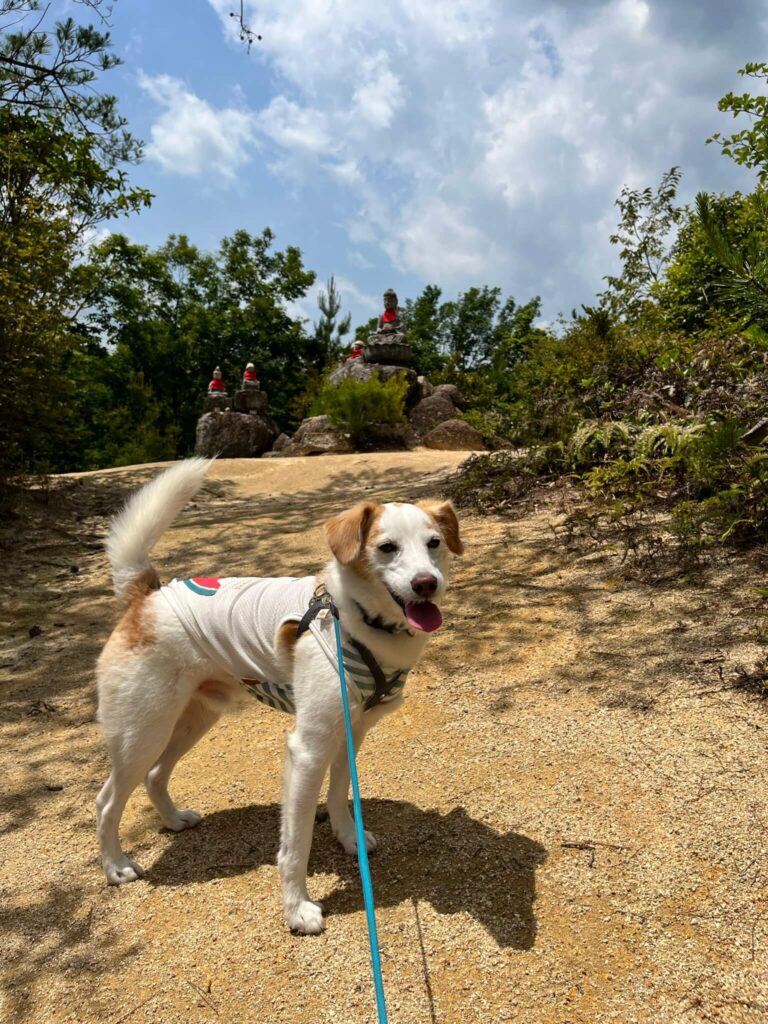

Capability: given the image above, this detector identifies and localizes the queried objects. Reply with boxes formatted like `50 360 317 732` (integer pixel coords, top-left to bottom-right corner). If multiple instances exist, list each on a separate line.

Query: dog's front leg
326 719 378 856
326 696 403 855
278 721 335 935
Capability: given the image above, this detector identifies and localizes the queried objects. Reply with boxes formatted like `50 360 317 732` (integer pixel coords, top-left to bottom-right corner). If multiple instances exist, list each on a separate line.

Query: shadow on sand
149 798 547 950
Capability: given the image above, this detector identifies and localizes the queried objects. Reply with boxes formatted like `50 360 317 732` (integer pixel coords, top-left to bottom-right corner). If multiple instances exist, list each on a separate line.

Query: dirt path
2 452 767 1024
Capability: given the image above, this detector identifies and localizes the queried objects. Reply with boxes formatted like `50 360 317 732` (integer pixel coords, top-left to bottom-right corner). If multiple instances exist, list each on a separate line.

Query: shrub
462 406 519 446
314 375 408 444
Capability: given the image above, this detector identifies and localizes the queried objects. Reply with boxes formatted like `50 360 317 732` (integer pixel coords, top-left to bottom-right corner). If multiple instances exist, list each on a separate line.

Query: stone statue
234 362 268 414
208 367 227 394
347 340 365 361
365 288 412 365
378 289 402 332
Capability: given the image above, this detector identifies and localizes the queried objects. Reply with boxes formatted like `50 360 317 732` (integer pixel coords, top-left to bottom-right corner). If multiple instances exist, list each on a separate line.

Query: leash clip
296 587 339 638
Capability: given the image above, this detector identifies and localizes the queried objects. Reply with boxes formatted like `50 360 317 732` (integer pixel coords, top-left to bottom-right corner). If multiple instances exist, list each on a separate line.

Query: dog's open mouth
405 600 442 632
388 589 443 633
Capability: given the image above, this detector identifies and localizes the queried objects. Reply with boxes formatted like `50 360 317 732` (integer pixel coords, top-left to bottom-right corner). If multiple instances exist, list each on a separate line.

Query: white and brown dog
95 458 463 933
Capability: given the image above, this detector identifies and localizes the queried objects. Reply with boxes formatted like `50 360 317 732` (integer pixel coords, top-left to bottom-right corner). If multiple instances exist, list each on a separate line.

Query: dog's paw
164 809 202 832
104 856 145 885
335 826 378 856
286 900 326 935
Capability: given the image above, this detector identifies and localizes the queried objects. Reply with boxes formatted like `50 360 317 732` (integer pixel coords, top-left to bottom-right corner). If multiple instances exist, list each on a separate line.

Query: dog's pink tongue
405 601 443 633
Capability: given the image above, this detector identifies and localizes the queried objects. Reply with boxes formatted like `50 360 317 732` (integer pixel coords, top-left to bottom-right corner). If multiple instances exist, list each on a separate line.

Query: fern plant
636 422 703 458
567 419 634 467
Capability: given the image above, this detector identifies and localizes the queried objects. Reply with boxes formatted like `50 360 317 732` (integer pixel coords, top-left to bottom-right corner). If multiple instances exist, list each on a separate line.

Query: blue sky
95 0 767 332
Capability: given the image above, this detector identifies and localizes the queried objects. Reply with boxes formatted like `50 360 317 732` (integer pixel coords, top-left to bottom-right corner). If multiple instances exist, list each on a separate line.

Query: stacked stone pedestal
272 317 485 457
363 334 411 366
195 385 278 458
203 393 232 413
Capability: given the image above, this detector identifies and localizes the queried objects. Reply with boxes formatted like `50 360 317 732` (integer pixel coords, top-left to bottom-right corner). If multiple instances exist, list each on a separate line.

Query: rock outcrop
431 383 468 411
421 418 485 451
409 394 458 435
195 409 278 458
195 365 279 458
275 415 354 457
328 359 420 408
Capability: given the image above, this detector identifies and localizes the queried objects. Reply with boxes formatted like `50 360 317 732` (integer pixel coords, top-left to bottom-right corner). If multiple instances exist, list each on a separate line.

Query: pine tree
313 276 351 367
696 190 768 328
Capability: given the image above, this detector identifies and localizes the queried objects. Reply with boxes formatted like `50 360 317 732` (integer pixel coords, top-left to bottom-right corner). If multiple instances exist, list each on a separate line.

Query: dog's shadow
149 799 546 949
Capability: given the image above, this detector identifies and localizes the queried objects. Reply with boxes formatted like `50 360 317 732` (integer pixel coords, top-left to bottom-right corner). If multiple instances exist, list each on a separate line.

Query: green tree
0 0 140 164
488 296 546 395
708 62 768 184
315 375 408 445
657 192 762 332
400 284 444 374
601 167 682 320
76 228 316 467
0 0 150 477
694 189 768 329
436 286 503 371
313 276 351 367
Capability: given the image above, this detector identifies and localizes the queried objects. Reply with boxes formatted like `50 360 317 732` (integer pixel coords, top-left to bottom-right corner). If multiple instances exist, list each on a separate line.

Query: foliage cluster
313 375 408 445
448 63 768 561
0 1 150 480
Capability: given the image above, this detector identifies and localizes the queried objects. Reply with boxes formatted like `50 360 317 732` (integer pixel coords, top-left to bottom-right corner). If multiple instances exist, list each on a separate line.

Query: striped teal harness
242 641 408 715
242 590 409 715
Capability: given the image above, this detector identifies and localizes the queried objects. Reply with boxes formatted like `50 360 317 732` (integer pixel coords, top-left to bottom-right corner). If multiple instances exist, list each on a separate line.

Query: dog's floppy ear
324 502 379 565
418 500 464 555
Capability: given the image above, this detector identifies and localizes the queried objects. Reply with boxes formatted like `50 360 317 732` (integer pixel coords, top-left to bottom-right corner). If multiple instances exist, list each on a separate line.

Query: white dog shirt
159 576 408 714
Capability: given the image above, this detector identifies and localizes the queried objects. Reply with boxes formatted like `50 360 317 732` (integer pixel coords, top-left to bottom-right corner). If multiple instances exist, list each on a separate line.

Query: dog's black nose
411 573 438 598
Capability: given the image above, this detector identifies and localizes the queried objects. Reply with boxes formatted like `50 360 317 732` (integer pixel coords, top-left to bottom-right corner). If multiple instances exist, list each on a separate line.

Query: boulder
195 410 278 458
293 415 335 441
272 432 291 452
360 421 419 451
431 383 468 411
421 418 485 451
280 415 354 457
281 433 354 457
490 435 516 450
409 394 458 435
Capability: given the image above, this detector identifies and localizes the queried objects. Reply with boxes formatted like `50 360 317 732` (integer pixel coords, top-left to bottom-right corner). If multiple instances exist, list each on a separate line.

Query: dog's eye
378 542 398 554
427 538 441 549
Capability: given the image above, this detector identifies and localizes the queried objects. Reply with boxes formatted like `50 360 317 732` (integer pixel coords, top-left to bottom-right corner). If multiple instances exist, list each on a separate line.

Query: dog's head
324 500 463 633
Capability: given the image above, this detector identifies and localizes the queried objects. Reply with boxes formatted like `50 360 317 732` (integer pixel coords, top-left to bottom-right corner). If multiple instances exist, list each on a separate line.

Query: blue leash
331 607 389 1024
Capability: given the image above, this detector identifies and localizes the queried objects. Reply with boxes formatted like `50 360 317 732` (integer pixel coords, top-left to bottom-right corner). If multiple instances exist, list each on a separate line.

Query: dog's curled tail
105 458 213 605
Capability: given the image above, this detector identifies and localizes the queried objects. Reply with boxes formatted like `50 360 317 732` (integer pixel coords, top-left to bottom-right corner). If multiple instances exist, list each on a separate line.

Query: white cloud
258 96 333 153
334 276 379 313
330 160 364 186
206 0 768 313
138 73 256 179
352 52 404 130
383 198 492 279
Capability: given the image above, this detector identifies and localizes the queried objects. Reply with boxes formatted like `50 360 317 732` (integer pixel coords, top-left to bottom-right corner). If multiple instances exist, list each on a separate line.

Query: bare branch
228 0 261 52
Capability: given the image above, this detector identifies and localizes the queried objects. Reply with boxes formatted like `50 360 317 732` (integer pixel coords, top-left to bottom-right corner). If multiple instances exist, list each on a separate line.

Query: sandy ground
2 451 767 1024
